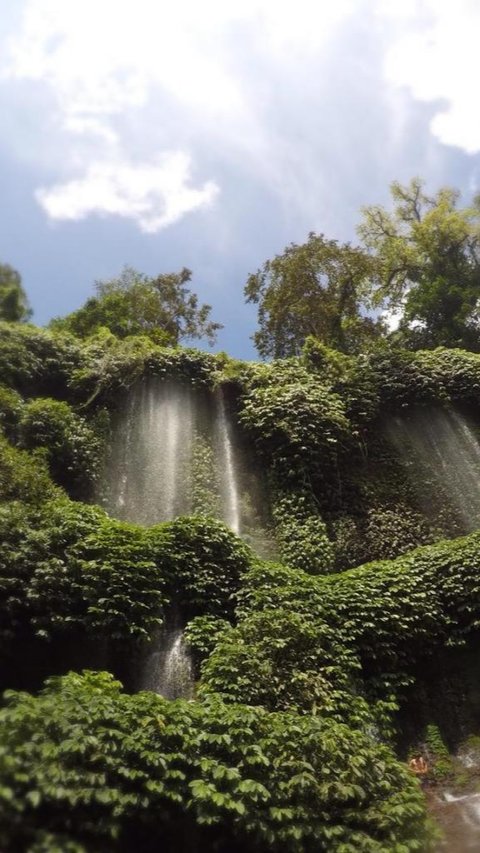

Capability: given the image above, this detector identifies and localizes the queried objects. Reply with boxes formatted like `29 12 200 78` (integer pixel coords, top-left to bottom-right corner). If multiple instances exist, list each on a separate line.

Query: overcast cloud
0 0 479 356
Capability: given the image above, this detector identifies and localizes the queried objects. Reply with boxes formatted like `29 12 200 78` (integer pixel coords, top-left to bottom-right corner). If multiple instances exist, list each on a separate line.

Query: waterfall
385 406 480 533
141 627 194 700
215 389 241 535
102 378 195 525
103 377 246 533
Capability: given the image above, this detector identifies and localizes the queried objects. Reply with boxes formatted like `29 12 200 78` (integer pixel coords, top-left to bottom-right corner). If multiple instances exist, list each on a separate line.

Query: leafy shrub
363 345 480 411
363 506 434 562
331 507 434 569
301 336 353 382
0 501 249 652
203 531 480 719
184 615 232 666
0 670 429 853
18 398 103 497
329 515 367 570
276 515 335 574
153 516 252 620
70 332 221 407
0 500 166 646
191 435 221 516
0 386 23 440
200 606 365 724
302 338 380 429
239 361 351 483
273 495 335 574
0 322 82 398
0 434 58 504
422 724 454 780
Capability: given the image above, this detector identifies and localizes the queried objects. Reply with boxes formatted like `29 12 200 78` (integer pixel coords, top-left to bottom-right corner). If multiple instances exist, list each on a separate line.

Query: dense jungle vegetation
2 178 480 850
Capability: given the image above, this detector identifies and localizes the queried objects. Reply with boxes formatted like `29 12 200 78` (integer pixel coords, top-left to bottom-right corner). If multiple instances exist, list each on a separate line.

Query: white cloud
1 0 356 231
383 0 480 154
35 152 219 232
7 0 477 238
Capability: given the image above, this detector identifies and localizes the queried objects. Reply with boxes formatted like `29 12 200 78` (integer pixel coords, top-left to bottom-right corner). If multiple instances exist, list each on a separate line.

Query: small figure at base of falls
141 628 194 700
408 755 429 778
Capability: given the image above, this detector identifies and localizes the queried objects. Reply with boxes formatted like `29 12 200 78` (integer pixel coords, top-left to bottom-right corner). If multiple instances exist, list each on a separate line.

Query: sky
1 0 480 358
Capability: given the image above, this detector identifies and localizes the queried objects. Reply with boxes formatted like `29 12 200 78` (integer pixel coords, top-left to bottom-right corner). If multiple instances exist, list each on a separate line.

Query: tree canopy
358 178 480 350
0 264 31 323
52 266 223 346
244 233 383 358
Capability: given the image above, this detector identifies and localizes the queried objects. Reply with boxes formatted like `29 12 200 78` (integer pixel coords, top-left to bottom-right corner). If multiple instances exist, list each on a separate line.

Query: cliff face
3 322 480 849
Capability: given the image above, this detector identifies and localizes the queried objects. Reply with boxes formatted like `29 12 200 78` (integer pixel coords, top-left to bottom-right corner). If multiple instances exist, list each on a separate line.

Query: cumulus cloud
383 0 480 154
1 0 356 231
35 152 219 232
2 0 479 238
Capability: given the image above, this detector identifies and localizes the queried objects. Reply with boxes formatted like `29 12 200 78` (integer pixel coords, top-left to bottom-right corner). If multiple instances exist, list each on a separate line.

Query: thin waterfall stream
141 624 194 700
215 388 241 535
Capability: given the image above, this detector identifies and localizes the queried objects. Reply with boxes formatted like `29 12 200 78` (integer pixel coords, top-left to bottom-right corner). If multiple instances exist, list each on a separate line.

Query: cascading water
215 389 241 535
102 376 247 532
102 377 268 698
141 625 194 700
428 789 480 852
385 406 480 533
103 378 195 525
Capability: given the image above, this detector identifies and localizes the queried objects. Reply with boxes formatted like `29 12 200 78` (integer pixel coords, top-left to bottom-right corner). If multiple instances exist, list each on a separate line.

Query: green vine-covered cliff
3 320 480 850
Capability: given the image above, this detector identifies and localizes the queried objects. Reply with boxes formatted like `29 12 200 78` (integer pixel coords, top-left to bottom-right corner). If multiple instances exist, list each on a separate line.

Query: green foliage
0 434 58 504
239 361 351 484
359 178 480 350
273 495 335 574
157 516 251 620
364 344 480 411
331 506 434 569
244 233 384 357
276 515 334 575
0 500 167 645
0 386 23 440
52 266 222 346
69 332 221 407
191 435 221 517
0 263 31 323
301 336 354 382
422 725 454 780
203 531 480 721
18 398 103 497
201 604 365 723
363 507 435 562
0 500 249 648
184 615 232 665
0 670 428 853
0 322 82 398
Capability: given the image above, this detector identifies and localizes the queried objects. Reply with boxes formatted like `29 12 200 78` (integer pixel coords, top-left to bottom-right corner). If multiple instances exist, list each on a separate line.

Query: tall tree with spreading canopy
244 233 382 358
0 264 31 323
358 178 480 350
52 266 222 345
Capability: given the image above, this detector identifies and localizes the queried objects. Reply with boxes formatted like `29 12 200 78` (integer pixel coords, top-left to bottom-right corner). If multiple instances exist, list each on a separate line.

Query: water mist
385 405 480 533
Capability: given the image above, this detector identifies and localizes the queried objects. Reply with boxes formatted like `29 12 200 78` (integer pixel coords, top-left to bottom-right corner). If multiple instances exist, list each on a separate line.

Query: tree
0 263 31 323
52 266 223 346
358 178 480 350
244 233 383 358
